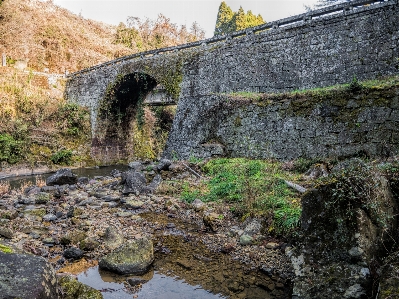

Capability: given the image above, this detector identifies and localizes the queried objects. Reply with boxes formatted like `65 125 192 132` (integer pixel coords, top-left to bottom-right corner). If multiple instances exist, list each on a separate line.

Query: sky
53 0 321 38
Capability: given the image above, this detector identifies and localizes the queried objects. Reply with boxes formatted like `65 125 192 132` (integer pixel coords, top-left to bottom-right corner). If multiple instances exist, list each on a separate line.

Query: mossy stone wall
164 86 399 160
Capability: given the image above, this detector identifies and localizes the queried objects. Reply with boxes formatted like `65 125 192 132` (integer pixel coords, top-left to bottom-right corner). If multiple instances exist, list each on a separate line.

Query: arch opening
93 72 157 163
93 72 176 164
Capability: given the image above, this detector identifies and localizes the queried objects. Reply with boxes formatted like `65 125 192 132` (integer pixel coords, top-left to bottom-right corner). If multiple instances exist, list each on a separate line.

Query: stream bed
2 167 291 299
70 213 289 299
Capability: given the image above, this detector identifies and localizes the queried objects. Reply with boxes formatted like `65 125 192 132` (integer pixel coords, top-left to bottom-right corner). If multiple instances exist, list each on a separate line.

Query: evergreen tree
214 1 234 36
214 2 265 36
232 8 264 31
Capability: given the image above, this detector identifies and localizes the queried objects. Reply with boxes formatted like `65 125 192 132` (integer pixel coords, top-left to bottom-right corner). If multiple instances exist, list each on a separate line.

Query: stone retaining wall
163 86 399 160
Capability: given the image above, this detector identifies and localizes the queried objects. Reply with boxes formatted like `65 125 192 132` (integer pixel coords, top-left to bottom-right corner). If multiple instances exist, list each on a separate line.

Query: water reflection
1 165 128 189
77 266 225 299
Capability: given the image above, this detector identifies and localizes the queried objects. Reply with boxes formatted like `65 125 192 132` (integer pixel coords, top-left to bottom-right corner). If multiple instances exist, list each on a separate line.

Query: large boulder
46 168 77 186
291 160 398 299
0 247 58 299
99 237 154 275
121 171 147 195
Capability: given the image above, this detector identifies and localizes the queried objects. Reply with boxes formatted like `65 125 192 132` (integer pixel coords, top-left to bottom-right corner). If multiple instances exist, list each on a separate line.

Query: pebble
239 234 253 246
43 214 57 222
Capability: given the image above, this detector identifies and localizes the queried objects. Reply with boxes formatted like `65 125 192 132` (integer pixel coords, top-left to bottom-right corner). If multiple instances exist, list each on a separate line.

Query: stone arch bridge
66 0 399 162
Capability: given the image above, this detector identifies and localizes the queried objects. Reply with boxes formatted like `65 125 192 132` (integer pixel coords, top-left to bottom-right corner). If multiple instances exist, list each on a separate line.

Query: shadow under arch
93 72 158 163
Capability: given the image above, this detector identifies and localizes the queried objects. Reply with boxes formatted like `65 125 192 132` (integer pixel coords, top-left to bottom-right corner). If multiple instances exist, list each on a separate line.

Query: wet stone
30 232 40 239
64 247 84 260
157 159 171 171
77 177 89 184
101 195 120 202
35 192 51 204
59 275 102 299
26 186 41 196
78 199 94 206
42 237 55 245
79 238 100 251
46 168 77 186
0 251 58 299
128 161 143 171
99 237 154 275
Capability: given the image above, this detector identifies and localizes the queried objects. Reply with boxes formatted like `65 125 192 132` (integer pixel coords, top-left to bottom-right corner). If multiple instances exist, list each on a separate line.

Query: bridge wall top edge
67 0 397 78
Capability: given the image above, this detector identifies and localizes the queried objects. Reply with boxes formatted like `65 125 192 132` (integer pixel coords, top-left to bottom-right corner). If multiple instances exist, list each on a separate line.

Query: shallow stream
3 167 290 299
2 165 128 189
73 213 289 299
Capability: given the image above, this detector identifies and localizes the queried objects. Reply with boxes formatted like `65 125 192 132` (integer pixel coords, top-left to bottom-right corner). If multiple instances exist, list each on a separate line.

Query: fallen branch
182 162 205 179
284 180 307 193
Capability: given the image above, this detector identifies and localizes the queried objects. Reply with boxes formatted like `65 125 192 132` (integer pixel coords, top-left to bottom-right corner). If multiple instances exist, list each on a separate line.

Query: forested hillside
0 0 204 73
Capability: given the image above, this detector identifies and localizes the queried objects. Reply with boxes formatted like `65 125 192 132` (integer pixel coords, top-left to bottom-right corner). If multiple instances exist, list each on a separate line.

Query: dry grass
0 68 92 166
0 181 10 197
0 68 62 125
0 0 205 73
0 0 132 73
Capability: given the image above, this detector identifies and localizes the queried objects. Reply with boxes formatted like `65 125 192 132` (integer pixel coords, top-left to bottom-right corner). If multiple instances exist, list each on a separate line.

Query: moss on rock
24 208 46 218
59 275 103 299
99 236 154 275
0 244 13 253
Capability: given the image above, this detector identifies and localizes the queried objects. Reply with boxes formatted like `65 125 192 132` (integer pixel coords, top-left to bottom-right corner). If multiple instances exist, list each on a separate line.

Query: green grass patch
224 75 399 102
183 158 303 235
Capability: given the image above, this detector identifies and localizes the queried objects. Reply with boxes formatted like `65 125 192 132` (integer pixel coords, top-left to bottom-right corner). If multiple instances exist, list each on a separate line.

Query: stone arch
92 72 158 163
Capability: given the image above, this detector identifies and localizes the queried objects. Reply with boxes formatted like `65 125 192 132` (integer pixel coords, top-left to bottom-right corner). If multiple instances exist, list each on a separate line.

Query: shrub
51 149 73 165
0 133 23 164
347 76 363 92
57 103 89 137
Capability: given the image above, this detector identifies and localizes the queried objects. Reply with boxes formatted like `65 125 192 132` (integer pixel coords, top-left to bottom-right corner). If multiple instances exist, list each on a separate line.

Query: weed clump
51 149 73 165
181 158 302 235
0 133 23 164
